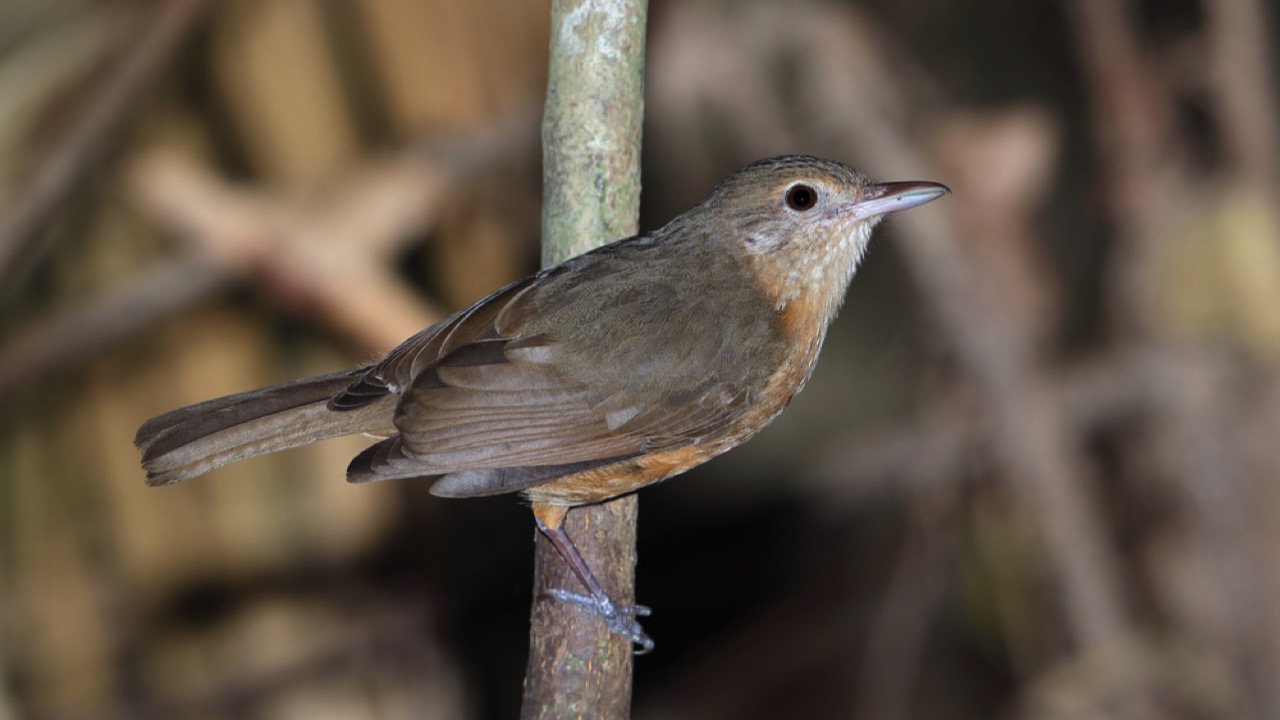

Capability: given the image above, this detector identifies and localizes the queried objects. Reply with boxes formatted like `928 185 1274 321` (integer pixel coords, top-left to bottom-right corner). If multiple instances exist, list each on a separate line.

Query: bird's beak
851 181 951 220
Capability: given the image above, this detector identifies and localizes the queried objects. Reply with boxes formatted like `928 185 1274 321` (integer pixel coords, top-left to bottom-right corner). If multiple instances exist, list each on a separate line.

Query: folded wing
343 251 761 497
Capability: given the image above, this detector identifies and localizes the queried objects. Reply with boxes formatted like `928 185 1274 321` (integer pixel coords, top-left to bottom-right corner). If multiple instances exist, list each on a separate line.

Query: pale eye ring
785 184 817 212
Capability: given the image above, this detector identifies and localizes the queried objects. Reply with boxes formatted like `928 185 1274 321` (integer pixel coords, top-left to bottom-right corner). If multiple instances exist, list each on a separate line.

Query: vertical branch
521 1 647 718
1060 0 1180 336
540 3 646 264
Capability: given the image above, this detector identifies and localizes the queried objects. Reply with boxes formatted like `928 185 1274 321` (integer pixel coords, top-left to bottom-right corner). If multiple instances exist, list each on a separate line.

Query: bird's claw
543 588 655 654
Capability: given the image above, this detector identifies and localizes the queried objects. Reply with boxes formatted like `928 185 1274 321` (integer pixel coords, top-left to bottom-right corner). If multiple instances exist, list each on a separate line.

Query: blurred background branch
0 0 212 293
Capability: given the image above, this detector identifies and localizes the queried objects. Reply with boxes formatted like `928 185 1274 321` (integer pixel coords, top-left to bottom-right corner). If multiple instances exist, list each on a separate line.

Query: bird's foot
543 588 654 654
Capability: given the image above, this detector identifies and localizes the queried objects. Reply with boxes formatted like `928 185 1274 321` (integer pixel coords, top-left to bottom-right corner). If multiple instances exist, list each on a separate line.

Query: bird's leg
532 504 653 653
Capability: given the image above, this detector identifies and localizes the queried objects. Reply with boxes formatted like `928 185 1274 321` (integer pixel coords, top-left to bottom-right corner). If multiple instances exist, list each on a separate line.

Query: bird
135 154 949 652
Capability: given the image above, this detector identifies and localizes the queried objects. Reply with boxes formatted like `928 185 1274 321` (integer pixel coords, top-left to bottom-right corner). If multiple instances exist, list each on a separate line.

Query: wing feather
342 247 779 495
329 277 537 409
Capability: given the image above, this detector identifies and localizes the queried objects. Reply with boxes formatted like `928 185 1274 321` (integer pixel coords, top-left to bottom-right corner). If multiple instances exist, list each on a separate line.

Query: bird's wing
328 276 538 411
345 251 765 496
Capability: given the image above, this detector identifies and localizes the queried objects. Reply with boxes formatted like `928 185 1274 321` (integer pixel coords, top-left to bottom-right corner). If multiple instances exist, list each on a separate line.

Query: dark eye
785 184 816 211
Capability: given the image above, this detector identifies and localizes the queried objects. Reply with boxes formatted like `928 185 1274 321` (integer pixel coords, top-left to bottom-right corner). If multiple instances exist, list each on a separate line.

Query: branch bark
521 1 647 718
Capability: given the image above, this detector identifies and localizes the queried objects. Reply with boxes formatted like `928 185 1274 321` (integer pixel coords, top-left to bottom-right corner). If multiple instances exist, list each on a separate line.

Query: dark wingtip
134 415 169 451
141 463 184 488
345 442 379 484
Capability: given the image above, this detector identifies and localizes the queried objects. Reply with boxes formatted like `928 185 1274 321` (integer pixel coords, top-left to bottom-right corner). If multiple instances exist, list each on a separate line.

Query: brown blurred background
2 0 1279 718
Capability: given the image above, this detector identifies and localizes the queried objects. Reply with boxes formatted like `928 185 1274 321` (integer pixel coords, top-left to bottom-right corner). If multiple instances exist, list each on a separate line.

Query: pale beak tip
854 180 951 219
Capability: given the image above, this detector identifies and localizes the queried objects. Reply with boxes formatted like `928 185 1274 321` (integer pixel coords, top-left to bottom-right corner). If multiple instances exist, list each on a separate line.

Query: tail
135 368 390 487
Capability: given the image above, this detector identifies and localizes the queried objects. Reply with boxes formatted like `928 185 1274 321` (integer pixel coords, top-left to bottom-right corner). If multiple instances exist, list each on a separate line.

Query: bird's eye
785 184 817 212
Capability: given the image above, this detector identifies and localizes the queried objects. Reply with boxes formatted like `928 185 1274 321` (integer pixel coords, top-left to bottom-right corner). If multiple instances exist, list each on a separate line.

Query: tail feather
137 368 391 487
